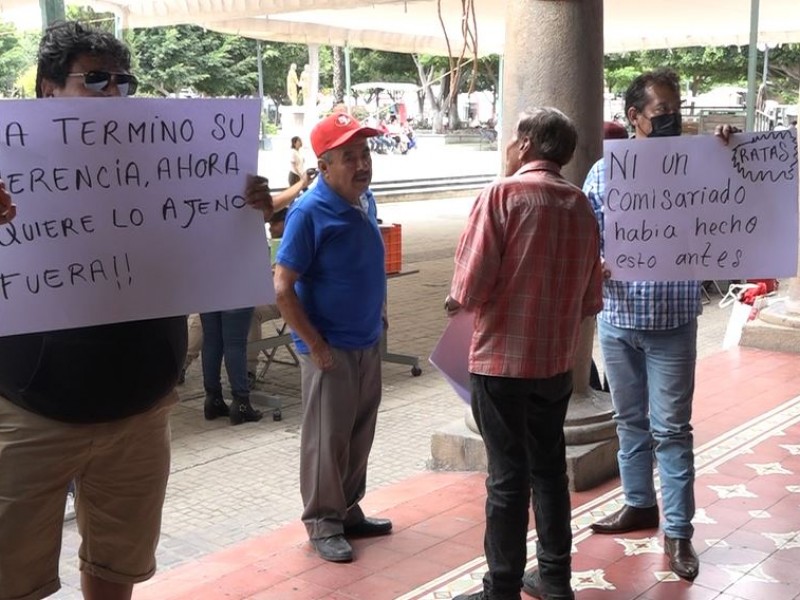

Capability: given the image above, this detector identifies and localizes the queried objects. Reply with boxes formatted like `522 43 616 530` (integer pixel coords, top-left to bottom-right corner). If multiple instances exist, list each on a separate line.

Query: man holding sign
579 68 737 581
0 22 272 600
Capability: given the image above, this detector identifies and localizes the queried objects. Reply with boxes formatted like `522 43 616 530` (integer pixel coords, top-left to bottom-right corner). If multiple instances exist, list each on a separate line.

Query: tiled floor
134 347 800 600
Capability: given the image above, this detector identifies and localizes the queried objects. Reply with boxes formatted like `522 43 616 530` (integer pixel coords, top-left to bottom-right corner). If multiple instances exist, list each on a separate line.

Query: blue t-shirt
276 176 385 353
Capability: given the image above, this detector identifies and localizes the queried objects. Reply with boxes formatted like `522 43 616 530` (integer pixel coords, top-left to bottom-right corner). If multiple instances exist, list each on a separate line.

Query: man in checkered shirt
448 107 603 600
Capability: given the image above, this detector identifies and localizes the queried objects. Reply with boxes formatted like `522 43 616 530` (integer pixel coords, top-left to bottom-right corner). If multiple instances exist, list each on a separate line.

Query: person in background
603 120 629 139
181 171 316 389
448 107 603 600
0 21 272 600
289 136 305 186
199 306 263 425
274 113 391 564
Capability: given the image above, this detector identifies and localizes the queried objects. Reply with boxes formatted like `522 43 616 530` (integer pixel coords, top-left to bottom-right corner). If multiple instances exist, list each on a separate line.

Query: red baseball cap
310 113 381 157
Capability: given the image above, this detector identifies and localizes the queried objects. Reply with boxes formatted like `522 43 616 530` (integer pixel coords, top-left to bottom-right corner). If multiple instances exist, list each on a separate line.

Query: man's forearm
275 289 325 351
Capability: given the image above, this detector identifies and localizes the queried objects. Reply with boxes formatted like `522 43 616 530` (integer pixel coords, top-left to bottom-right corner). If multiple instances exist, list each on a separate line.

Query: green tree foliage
65 5 115 33
0 23 37 96
766 44 800 103
349 48 417 84
130 25 262 97
605 46 749 96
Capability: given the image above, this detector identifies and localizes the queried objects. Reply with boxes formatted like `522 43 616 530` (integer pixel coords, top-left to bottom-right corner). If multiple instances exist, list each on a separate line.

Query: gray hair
516 107 578 167
319 150 334 164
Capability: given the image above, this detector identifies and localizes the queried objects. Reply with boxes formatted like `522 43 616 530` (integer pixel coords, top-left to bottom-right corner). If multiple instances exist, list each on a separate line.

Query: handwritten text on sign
603 130 798 281
0 98 272 336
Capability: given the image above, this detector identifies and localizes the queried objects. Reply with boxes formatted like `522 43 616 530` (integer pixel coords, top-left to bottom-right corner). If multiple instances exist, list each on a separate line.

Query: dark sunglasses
66 71 138 97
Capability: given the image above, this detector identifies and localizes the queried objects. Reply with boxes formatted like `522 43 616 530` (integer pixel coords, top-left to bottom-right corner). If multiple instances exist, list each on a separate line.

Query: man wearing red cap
274 113 391 563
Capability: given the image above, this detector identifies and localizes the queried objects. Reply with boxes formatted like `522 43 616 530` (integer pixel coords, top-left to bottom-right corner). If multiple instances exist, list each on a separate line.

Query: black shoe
344 517 393 538
664 536 699 580
229 398 263 425
311 534 353 563
590 504 659 534
452 592 486 600
522 568 575 600
203 394 229 420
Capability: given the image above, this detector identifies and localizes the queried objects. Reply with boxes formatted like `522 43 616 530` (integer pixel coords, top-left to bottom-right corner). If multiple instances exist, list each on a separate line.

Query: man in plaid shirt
582 68 738 583
448 107 603 600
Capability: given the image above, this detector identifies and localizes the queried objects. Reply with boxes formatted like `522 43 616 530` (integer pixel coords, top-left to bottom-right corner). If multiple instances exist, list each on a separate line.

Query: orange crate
380 223 402 274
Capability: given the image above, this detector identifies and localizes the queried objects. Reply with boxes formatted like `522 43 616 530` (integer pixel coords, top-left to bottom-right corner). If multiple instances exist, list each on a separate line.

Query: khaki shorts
0 392 177 600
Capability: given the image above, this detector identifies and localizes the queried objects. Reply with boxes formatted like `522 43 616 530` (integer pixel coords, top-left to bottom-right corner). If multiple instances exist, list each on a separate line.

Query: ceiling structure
1 0 799 56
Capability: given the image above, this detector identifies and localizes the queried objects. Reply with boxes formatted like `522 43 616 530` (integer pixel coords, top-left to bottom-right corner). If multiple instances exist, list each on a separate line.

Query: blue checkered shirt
583 158 702 330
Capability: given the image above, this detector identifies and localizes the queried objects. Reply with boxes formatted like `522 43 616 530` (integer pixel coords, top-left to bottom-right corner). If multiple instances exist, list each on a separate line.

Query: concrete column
504 0 617 487
38 0 64 28
306 44 321 127
501 0 603 186
434 0 618 491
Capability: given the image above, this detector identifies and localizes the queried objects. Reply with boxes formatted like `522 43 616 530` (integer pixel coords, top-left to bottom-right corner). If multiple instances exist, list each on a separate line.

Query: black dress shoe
590 504 659 534
664 536 699 580
344 517 393 538
311 534 353 563
522 568 575 600
452 592 486 600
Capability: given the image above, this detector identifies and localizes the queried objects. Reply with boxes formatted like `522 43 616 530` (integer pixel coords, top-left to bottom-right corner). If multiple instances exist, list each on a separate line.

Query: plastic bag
720 282 774 350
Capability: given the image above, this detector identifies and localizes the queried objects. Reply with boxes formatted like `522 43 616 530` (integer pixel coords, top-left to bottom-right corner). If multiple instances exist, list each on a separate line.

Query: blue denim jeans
200 308 254 398
598 318 697 539
471 372 573 599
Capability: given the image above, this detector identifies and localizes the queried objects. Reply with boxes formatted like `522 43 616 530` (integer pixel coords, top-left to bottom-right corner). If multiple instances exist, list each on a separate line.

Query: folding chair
249 304 299 381
247 304 298 421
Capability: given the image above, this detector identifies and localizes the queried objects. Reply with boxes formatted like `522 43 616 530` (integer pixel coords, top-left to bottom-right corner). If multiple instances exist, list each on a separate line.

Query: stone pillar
305 44 321 127
501 0 603 186
504 0 617 488
433 0 618 491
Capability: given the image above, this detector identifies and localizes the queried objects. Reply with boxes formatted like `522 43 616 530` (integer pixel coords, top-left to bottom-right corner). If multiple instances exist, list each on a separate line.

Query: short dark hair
291 136 301 148
36 21 131 98
624 68 681 119
517 107 577 167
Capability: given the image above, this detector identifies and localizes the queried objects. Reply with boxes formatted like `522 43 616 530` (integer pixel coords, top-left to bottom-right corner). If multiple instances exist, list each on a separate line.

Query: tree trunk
413 55 442 131
332 46 344 104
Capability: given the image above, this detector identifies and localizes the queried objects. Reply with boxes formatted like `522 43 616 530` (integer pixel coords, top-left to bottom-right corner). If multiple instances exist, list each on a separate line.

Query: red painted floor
134 347 800 600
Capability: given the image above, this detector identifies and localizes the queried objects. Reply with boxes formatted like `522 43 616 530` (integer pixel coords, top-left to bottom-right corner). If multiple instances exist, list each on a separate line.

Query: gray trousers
299 344 382 540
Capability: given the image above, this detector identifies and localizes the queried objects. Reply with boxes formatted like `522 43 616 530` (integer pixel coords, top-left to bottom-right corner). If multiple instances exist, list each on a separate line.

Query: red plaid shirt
450 160 603 379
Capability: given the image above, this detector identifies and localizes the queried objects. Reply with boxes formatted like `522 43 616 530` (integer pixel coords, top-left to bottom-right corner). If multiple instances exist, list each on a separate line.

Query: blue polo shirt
276 176 386 353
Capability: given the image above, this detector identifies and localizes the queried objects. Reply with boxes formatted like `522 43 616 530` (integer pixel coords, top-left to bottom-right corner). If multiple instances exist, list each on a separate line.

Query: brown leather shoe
590 504 659 534
664 536 699 580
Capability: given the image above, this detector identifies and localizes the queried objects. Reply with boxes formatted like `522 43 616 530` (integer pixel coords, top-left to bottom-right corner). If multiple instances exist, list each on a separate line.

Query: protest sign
603 130 798 281
429 310 473 404
0 97 272 336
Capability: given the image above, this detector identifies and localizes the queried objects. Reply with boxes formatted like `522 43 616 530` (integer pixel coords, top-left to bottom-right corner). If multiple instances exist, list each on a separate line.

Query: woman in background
289 136 305 186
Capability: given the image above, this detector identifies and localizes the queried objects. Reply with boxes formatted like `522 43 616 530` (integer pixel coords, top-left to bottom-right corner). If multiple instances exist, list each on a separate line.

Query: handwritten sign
0 98 273 336
603 130 798 281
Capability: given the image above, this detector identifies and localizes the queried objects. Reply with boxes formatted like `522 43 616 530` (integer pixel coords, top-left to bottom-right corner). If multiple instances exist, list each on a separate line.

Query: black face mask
647 112 682 137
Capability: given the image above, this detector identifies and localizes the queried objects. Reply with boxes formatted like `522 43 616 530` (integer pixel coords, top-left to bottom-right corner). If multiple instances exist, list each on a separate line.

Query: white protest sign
603 130 798 281
0 98 274 337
